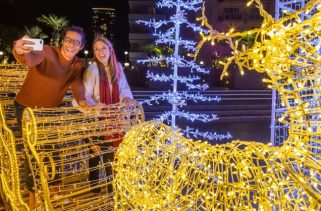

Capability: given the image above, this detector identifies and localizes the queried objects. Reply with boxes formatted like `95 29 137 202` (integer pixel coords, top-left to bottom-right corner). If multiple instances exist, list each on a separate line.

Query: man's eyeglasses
63 37 81 47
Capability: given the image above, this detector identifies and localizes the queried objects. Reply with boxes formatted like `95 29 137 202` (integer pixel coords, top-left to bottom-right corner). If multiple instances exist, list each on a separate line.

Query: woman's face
93 40 111 65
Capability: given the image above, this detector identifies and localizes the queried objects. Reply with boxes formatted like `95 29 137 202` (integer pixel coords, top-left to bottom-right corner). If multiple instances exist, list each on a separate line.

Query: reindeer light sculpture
113 0 321 210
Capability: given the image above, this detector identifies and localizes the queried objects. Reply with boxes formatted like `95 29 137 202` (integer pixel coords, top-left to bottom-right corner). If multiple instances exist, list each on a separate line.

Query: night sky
0 0 129 59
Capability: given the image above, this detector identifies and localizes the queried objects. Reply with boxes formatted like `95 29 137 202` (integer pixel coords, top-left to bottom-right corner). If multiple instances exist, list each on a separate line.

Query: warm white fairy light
0 64 144 210
114 0 321 210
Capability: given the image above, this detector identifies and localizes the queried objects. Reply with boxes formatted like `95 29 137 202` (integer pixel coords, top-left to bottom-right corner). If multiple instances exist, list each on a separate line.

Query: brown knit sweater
13 45 86 108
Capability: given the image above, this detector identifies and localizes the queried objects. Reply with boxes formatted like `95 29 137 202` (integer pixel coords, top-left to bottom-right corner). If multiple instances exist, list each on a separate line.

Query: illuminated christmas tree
138 0 231 141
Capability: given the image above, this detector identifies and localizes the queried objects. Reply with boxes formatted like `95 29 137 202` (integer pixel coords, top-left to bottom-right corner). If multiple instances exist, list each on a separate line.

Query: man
12 25 90 208
13 25 90 127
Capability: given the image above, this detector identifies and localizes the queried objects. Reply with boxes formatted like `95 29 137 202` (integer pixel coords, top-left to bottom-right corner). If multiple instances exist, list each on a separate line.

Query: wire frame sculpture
21 104 143 210
113 0 321 209
271 0 317 146
0 64 145 210
0 104 29 210
0 64 29 210
0 64 27 131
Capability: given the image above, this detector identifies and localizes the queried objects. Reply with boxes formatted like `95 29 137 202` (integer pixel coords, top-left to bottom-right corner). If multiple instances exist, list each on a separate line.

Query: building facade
128 0 168 62
126 0 163 87
92 8 117 44
128 0 155 62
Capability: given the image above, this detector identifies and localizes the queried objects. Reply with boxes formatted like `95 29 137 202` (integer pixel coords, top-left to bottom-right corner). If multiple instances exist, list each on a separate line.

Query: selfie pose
13 26 90 111
12 25 91 208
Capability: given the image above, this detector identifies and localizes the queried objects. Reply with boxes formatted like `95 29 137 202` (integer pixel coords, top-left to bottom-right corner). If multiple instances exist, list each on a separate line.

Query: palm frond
24 26 48 39
37 14 69 31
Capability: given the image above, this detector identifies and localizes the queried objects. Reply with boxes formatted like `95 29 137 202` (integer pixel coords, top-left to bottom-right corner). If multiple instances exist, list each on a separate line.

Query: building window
223 8 242 20
130 43 138 51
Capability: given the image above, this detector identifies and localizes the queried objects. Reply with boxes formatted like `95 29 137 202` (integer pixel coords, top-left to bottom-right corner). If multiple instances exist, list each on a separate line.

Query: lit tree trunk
171 4 181 130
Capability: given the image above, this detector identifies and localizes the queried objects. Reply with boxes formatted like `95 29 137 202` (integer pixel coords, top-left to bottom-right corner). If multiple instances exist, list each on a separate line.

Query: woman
84 36 134 107
79 36 136 192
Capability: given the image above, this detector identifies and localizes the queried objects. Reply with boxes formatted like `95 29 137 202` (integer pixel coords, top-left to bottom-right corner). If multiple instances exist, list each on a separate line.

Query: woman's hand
94 102 107 108
121 97 136 107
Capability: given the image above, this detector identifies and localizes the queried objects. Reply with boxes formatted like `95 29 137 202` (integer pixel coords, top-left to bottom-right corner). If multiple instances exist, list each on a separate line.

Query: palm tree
24 26 48 39
143 43 173 57
143 43 162 57
37 14 69 46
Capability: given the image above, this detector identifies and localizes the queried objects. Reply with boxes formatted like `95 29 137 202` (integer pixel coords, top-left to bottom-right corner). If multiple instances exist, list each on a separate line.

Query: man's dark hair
61 25 86 44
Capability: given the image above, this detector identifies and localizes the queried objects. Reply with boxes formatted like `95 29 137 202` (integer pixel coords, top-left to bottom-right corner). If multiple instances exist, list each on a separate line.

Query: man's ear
79 44 84 50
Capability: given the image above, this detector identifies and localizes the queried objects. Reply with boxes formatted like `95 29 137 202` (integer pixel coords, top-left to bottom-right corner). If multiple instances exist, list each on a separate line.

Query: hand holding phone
22 38 44 51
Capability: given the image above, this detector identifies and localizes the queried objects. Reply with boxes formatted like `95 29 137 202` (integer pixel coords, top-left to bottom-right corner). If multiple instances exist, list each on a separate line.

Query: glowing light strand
0 64 145 210
137 0 229 140
157 110 218 123
184 126 232 140
114 0 321 209
140 55 210 73
146 72 209 90
143 91 220 106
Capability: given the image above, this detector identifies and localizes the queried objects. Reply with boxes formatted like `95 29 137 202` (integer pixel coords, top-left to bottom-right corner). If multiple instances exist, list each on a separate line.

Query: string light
114 0 321 209
137 0 230 140
0 64 144 210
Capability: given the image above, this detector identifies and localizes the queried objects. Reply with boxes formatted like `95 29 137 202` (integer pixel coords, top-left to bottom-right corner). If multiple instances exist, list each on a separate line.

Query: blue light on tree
138 0 231 141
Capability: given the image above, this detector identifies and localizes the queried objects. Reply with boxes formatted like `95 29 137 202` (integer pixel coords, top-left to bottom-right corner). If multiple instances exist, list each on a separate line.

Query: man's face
61 31 83 61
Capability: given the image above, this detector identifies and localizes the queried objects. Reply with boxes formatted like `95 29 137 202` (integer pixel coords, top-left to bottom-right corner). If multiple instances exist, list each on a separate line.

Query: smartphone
22 38 44 51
